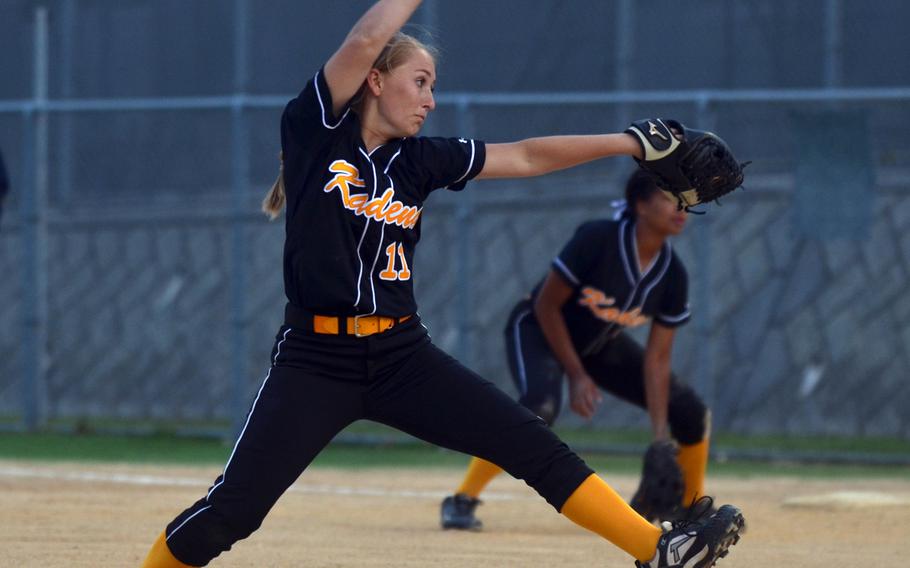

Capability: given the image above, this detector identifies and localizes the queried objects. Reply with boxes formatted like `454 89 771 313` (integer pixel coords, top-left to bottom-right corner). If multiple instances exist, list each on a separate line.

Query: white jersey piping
353 147 378 309
553 257 580 286
618 220 637 287
450 139 476 185
167 328 292 540
313 71 350 130
512 307 532 396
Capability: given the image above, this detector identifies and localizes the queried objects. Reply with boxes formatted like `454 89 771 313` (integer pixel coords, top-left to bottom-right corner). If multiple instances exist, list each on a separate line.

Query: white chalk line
0 464 532 502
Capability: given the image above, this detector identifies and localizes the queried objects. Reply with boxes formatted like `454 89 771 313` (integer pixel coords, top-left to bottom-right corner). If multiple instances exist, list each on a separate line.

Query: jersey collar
365 138 405 168
351 112 406 169
619 219 670 285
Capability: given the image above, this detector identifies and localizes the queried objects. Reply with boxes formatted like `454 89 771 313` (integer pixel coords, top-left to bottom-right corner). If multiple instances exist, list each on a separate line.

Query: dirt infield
2 460 908 567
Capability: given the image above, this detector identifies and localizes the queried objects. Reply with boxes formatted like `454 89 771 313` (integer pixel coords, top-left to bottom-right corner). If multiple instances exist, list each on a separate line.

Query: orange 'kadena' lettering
323 160 422 229
577 286 650 328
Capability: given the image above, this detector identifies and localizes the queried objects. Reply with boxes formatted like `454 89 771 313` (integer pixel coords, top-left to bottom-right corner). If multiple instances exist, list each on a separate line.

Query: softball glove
626 118 748 210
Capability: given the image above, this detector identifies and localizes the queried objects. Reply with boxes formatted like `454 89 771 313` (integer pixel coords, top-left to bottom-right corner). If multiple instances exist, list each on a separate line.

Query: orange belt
312 314 412 337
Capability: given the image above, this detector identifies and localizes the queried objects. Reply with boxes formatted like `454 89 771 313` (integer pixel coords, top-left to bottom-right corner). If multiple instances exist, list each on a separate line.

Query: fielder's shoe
440 493 482 530
635 500 745 568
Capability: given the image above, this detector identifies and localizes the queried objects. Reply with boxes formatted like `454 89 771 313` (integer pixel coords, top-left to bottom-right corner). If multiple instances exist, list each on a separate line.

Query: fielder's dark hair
621 168 662 220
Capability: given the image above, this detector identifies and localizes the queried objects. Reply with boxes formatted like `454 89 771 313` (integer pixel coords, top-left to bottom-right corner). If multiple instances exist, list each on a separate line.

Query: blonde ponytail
262 151 286 220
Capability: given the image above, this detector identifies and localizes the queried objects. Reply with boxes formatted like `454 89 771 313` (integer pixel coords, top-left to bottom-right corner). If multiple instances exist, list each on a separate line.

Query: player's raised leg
141 362 365 567
369 342 744 565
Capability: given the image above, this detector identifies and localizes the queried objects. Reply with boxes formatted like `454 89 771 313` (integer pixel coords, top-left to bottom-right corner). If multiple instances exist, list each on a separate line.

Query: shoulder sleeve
405 137 486 198
281 67 353 146
551 221 606 288
654 254 691 327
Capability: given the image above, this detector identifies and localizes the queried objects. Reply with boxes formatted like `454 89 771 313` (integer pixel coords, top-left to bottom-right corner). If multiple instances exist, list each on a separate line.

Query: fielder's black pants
504 299 708 444
164 314 593 566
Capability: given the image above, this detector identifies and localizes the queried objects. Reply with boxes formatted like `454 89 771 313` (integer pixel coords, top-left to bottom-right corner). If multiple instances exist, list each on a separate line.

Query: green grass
0 431 907 479
549 426 910 455
0 432 232 465
7 417 910 457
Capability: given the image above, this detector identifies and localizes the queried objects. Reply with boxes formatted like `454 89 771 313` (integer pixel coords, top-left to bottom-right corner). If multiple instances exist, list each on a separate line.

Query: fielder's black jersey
280 68 486 316
531 218 690 352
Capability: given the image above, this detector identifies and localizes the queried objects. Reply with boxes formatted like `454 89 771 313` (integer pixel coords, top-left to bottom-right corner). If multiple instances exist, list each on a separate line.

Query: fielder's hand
567 371 602 419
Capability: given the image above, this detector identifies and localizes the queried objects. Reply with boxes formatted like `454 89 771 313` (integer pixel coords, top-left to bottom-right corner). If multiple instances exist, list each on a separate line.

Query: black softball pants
504 300 708 444
164 316 593 566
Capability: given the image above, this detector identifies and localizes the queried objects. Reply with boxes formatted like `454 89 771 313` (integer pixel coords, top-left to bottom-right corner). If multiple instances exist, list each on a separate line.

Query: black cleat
659 496 717 524
440 493 482 531
661 497 747 534
635 499 745 568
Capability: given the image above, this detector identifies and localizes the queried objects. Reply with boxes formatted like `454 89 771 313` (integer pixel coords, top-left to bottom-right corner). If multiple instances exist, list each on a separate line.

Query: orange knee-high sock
140 531 194 568
456 456 504 498
561 474 661 563
677 437 710 505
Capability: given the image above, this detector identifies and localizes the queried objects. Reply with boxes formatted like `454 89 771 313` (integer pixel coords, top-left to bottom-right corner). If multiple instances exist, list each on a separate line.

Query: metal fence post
229 0 251 439
453 97 475 366
59 0 76 205
614 0 634 132
20 6 50 431
420 0 438 31
693 95 717 421
824 0 843 88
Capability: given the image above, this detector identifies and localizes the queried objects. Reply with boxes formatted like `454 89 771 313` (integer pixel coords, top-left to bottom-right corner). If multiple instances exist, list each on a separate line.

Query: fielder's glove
625 118 748 210
629 440 685 522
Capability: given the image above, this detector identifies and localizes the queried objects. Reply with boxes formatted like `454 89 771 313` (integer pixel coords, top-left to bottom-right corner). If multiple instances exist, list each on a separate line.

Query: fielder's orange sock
677 437 709 505
560 473 661 562
140 531 194 568
456 456 504 498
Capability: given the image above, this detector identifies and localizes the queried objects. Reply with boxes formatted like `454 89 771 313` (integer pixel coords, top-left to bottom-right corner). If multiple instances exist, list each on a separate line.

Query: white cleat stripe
683 545 709 568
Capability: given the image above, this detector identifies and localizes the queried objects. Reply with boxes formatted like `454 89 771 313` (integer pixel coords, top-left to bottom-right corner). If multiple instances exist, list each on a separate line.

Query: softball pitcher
441 170 714 531
140 2 744 567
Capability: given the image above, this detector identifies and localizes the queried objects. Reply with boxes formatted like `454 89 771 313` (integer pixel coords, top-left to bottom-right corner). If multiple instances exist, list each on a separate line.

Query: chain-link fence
1 1 909 441
3 156 909 439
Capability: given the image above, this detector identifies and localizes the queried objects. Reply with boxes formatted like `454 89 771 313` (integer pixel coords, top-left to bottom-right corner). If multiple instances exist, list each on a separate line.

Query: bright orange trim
323 161 422 229
313 315 340 334
379 242 400 280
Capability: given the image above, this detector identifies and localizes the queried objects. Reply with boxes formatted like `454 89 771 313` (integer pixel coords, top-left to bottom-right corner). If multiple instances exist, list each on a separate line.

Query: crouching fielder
441 170 716 534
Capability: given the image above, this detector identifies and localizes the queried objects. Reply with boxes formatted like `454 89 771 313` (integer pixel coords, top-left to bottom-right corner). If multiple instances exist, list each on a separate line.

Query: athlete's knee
522 395 561 426
668 386 709 445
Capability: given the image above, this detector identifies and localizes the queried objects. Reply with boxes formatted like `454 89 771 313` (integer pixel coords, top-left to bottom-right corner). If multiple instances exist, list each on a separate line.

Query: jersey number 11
379 242 411 281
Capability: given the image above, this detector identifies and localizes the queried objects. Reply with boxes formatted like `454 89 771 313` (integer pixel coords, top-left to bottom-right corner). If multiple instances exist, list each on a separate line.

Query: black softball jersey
533 218 691 352
280 68 486 317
